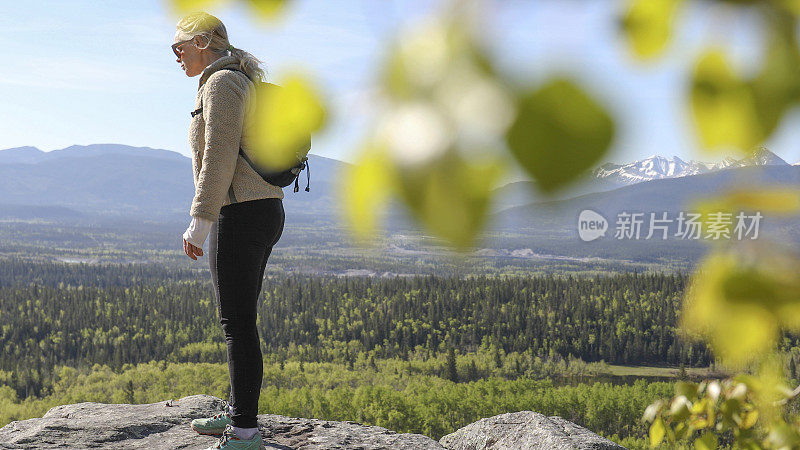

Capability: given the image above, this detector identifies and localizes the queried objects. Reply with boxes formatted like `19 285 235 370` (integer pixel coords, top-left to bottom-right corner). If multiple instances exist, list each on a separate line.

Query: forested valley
3 258 793 448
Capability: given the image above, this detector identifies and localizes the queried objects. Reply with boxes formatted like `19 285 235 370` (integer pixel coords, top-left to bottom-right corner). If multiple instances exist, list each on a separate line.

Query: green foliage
642 353 800 448
341 147 393 242
620 0 684 60
682 249 800 368
355 0 514 248
168 0 289 21
690 49 762 153
393 151 503 250
644 378 767 448
446 347 458 383
506 79 615 193
622 0 800 156
0 260 691 446
0 261 715 403
618 0 800 444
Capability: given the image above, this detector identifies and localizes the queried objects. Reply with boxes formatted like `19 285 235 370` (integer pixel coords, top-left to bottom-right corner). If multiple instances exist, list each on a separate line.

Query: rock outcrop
0 395 625 449
439 411 625 449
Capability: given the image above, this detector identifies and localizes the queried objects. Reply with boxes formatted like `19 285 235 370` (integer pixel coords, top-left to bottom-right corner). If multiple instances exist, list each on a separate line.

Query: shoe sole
191 424 267 449
191 424 225 436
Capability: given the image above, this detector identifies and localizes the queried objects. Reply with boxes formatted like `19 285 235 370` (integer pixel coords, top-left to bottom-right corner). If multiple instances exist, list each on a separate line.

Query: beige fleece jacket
188 55 283 222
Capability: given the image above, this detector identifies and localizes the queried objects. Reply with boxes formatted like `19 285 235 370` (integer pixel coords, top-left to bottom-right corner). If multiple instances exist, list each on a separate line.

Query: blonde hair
175 12 266 82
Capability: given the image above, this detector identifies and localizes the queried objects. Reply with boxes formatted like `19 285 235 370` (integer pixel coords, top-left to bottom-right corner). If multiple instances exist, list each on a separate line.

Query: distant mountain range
593 147 793 185
494 147 800 233
0 144 346 222
492 148 797 211
1 143 798 265
487 163 800 263
0 144 186 165
496 164 800 230
1 144 798 232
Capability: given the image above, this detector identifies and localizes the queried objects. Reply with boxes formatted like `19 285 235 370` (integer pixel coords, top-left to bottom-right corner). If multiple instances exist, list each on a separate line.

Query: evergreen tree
494 346 503 369
467 359 479 381
124 380 134 404
447 347 458 383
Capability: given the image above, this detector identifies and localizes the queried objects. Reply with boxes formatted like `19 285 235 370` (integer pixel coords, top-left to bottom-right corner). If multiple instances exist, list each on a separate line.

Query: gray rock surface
0 396 625 449
438 411 626 450
0 395 444 449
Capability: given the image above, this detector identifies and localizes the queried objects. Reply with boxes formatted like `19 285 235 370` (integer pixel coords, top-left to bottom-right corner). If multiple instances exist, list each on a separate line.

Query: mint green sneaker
204 424 265 450
191 401 233 436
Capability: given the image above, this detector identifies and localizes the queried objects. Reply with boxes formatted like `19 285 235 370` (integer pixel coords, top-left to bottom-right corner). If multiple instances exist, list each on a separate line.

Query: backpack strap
237 145 262 178
216 67 252 202
216 68 262 174
300 158 310 193
214 67 262 187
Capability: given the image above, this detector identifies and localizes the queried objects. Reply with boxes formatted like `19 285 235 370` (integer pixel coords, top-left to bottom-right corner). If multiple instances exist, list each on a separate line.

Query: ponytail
229 45 266 83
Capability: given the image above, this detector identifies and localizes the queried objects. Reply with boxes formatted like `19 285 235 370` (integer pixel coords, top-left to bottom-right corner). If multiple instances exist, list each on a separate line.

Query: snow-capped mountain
593 148 789 185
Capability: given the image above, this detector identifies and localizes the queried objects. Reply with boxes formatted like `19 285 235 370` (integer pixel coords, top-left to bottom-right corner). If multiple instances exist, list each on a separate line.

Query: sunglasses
172 39 194 58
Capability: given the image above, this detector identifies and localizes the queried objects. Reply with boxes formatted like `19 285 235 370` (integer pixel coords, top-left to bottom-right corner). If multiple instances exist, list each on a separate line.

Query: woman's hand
183 238 204 260
182 216 213 260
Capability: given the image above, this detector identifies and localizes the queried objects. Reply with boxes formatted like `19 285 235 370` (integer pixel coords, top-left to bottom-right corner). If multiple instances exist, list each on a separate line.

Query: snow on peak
594 148 789 185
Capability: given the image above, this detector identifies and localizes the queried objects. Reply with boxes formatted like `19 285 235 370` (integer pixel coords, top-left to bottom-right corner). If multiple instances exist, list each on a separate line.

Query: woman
174 11 284 450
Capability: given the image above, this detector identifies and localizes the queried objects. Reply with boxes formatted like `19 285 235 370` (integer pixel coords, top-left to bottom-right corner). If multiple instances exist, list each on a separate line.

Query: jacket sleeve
182 216 215 249
189 74 246 221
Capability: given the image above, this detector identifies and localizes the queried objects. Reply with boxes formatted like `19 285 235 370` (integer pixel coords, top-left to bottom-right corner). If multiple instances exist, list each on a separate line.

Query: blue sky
2 0 800 172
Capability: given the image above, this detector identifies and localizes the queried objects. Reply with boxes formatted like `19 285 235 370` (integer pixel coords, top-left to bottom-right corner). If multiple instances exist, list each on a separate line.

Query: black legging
208 198 284 429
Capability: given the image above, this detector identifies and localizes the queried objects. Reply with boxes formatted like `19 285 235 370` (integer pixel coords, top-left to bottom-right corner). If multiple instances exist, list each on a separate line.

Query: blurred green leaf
250 73 326 170
720 267 792 309
690 49 761 153
741 409 759 429
620 0 684 60
688 13 800 156
393 151 503 250
505 78 615 193
683 250 800 367
682 253 778 367
750 17 800 141
692 187 800 216
767 422 800 448
340 145 394 244
244 0 288 20
720 397 743 427
676 381 699 399
644 401 664 422
650 417 666 447
371 5 514 251
382 18 470 100
671 395 693 422
694 431 717 450
168 0 229 13
776 0 800 16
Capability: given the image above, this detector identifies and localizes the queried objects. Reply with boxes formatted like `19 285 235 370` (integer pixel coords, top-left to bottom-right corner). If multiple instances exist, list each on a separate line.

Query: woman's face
174 35 206 77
